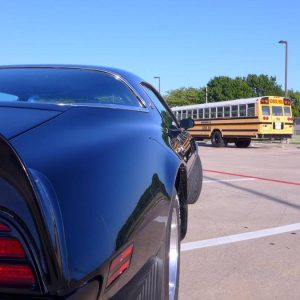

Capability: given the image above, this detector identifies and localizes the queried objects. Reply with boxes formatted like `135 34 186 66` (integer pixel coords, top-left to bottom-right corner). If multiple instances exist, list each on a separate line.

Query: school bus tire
211 130 225 147
235 139 251 148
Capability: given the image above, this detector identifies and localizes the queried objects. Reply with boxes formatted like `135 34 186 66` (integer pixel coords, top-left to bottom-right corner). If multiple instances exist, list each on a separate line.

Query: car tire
165 193 180 300
211 131 225 147
187 155 203 205
235 139 251 148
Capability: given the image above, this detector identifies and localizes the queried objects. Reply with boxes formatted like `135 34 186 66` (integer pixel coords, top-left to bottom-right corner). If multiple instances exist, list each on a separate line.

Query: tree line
164 74 300 116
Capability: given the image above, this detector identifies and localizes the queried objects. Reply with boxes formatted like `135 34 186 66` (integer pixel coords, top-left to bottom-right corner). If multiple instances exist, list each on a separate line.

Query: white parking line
181 223 300 252
203 178 257 183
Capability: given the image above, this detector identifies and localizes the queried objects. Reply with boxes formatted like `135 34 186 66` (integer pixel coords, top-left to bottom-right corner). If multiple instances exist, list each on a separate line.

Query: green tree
245 74 283 97
207 76 254 101
289 90 300 117
164 87 205 107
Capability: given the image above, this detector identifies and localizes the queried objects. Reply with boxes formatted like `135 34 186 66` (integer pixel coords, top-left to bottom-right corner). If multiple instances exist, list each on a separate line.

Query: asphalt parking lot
180 142 300 300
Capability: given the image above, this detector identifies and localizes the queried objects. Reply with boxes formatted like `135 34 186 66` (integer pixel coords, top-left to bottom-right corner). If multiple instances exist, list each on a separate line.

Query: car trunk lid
0 106 63 140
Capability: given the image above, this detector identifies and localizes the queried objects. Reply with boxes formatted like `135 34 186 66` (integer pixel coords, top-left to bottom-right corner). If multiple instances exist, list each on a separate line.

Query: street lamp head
154 76 160 79
279 40 287 44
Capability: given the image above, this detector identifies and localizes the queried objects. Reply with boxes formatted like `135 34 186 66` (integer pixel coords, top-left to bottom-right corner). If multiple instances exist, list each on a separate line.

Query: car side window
0 68 141 107
142 84 178 128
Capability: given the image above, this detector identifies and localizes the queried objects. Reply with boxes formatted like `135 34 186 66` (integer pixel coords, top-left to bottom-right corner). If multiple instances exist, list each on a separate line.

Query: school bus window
217 107 223 118
272 106 282 116
247 103 255 117
224 106 230 117
182 110 187 119
284 107 291 116
192 109 197 119
199 108 203 119
204 108 210 119
211 107 216 118
262 106 270 116
239 104 246 117
232 105 238 117
187 110 192 118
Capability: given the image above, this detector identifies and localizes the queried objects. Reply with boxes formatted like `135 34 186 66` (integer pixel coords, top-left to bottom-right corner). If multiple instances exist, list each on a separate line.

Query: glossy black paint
179 118 194 130
0 65 201 299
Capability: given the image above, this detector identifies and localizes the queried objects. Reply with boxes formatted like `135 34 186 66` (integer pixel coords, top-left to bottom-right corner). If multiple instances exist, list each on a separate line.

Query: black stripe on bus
222 129 258 132
193 134 255 139
194 136 210 138
189 129 211 132
194 116 258 121
224 135 255 138
194 122 272 125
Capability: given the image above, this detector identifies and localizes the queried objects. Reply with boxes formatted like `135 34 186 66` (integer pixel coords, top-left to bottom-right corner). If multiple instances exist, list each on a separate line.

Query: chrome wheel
169 195 179 300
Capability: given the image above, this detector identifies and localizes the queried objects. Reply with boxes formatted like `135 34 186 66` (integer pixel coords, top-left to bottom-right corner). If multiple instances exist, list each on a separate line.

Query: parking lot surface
180 142 300 300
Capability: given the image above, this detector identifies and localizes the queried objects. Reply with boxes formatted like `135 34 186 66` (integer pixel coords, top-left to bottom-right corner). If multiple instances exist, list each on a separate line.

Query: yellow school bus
172 96 293 147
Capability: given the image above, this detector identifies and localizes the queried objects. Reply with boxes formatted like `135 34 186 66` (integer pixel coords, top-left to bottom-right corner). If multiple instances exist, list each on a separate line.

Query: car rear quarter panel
10 105 181 296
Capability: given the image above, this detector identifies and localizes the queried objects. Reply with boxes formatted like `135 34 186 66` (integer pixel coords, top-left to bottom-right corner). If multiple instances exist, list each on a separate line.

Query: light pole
278 40 288 98
154 76 161 94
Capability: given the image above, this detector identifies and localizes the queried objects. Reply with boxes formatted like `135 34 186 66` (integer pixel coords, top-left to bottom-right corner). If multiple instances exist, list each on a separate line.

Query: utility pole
154 76 161 94
205 86 208 103
278 40 288 98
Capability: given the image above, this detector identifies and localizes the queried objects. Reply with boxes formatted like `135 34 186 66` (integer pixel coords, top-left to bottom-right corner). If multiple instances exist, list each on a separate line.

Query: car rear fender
0 134 68 295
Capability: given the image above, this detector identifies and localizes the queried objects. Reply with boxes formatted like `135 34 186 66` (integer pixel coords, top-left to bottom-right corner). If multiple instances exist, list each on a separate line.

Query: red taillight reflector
287 117 293 121
0 223 11 232
107 260 130 287
284 98 291 105
106 244 133 287
0 238 26 259
263 116 269 120
0 265 35 288
110 244 133 270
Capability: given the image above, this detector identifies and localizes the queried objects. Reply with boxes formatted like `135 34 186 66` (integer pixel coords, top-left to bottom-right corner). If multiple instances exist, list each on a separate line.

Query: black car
0 65 202 299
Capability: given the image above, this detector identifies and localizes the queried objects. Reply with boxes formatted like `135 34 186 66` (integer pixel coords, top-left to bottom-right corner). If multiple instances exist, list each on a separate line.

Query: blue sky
0 0 299 95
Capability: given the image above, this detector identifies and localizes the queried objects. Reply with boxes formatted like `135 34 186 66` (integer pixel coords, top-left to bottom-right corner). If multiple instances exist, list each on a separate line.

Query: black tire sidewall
235 139 251 148
211 131 225 147
187 155 203 205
